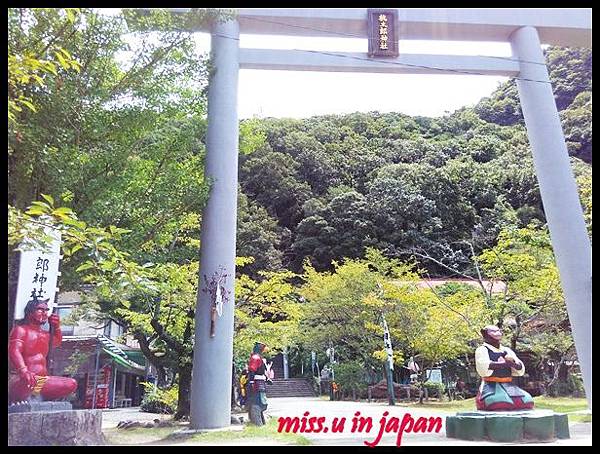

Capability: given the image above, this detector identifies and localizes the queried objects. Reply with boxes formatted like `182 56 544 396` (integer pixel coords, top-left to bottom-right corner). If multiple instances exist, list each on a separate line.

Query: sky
100 9 514 120
231 35 512 119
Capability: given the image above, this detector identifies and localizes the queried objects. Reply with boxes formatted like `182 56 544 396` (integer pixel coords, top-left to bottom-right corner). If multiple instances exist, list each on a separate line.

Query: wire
299 49 551 84
210 31 553 85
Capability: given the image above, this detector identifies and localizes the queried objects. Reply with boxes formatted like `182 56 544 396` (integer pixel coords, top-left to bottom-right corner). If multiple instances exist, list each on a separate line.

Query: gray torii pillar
190 17 240 429
511 26 592 409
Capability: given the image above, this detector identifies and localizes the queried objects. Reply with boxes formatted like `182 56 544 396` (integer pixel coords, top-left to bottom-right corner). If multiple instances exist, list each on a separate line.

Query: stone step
265 378 316 398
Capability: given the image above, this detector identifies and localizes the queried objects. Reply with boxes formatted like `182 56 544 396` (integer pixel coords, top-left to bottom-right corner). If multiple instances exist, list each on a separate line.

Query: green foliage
9 198 150 295
474 46 592 163
63 350 89 376
7 8 224 275
299 257 382 363
476 223 578 392
423 381 446 396
8 9 82 125
298 251 486 374
239 118 267 155
140 382 178 414
332 361 368 397
234 269 302 369
237 191 284 277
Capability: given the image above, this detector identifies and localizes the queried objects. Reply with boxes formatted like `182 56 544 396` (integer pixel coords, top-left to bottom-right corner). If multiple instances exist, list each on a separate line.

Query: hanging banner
14 225 62 319
383 316 394 370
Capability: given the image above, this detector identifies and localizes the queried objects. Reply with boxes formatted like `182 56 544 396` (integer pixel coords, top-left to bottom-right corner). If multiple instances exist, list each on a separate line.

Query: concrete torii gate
157 8 592 429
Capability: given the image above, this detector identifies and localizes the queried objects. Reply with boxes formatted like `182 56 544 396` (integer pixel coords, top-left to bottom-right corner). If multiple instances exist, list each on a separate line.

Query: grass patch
393 396 591 416
104 418 311 446
569 414 592 423
188 418 311 445
400 398 478 413
532 396 589 413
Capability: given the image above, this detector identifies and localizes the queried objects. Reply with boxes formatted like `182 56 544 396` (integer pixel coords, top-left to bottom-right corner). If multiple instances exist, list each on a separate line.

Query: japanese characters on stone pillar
14 226 62 319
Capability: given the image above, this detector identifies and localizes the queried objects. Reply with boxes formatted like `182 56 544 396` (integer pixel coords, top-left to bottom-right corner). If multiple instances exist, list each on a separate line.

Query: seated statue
9 298 78 404
475 325 534 411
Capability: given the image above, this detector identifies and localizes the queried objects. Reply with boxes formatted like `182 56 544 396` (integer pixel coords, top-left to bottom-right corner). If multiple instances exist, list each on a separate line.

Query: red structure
8 299 77 403
84 364 112 409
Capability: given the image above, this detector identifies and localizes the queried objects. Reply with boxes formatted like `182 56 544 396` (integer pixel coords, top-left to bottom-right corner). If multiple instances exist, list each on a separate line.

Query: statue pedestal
446 409 570 442
8 409 105 446
9 400 72 413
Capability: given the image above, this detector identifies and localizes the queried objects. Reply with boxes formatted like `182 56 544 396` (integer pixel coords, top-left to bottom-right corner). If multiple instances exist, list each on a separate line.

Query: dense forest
237 46 592 277
8 9 591 416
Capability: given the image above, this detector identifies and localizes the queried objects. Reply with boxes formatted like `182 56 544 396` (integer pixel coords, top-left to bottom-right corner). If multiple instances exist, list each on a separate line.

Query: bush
423 381 446 397
140 382 177 414
332 361 368 399
547 374 585 398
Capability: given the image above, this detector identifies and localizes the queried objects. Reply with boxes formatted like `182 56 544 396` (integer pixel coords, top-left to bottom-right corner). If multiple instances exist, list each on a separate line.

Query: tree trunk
511 315 522 351
173 319 193 419
231 363 238 411
545 355 566 394
174 361 192 420
8 250 20 333
418 360 428 404
132 331 170 387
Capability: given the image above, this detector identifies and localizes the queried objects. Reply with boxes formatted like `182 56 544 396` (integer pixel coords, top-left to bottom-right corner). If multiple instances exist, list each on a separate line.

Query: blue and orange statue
475 325 534 411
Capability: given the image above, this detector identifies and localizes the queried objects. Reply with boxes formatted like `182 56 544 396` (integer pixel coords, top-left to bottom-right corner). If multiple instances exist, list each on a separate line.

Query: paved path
101 407 173 429
100 399 591 446
265 397 592 446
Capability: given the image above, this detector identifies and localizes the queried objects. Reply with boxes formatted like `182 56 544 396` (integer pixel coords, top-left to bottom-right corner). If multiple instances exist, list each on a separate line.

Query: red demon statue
9 298 78 404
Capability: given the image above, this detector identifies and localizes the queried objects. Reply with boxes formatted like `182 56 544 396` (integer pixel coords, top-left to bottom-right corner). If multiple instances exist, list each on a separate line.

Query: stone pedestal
8 410 105 446
8 401 72 413
446 410 570 442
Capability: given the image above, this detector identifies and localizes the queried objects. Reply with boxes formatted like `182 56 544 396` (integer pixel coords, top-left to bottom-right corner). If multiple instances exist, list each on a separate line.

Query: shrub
547 374 585 398
140 382 177 414
423 381 446 398
332 361 368 399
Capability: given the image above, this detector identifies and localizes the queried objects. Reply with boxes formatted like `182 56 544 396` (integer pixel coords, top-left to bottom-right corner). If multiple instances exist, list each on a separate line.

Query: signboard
14 226 62 319
426 368 443 383
368 9 399 58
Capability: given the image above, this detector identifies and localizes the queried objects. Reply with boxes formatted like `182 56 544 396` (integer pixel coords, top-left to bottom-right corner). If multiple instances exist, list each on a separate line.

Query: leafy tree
332 360 368 400
474 46 592 163
561 91 592 163
237 191 285 278
239 148 312 231
234 267 302 370
291 191 376 271
298 256 383 365
8 9 82 128
7 8 237 285
297 249 489 402
8 197 147 330
477 223 577 392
